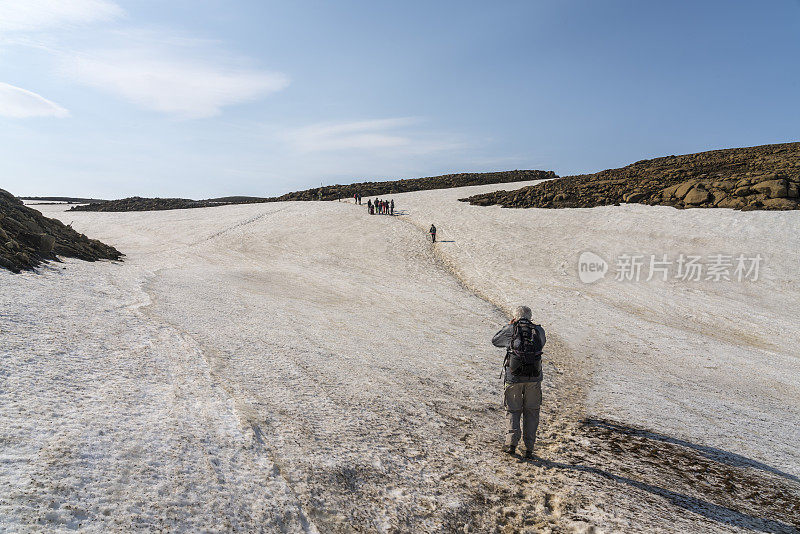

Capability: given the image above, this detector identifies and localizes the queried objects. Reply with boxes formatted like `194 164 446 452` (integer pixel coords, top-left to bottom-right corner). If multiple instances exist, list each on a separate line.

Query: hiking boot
502 445 516 456
523 449 535 460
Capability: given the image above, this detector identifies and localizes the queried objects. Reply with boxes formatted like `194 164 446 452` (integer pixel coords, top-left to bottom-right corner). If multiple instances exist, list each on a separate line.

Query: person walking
429 224 437 243
367 199 373 214
390 199 394 215
492 306 546 459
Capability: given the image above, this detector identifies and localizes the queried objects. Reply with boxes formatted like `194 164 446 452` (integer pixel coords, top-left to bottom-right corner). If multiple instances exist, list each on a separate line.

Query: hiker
367 199 373 214
492 306 546 459
390 199 394 215
429 224 436 242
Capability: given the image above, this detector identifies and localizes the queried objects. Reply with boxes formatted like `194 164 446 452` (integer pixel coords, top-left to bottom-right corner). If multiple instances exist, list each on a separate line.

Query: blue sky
1 1 798 198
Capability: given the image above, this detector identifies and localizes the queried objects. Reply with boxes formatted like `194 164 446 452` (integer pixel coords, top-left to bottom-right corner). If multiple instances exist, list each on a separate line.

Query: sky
1 0 798 199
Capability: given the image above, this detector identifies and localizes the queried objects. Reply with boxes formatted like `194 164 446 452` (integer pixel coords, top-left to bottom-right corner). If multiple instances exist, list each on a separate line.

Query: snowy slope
2 188 798 533
392 182 800 477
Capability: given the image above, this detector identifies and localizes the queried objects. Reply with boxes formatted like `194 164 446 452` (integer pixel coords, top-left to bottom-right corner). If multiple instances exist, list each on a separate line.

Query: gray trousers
504 381 542 450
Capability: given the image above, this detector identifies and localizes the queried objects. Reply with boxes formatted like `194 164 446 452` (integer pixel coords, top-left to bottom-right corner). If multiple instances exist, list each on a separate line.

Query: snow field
2 185 798 532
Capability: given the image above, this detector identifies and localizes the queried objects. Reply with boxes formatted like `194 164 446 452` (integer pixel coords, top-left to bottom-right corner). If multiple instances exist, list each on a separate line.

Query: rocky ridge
270 170 557 202
69 170 557 212
461 142 800 211
0 188 123 273
68 196 266 212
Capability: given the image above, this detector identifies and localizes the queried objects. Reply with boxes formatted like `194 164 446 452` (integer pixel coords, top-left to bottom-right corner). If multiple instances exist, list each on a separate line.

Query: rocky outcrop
461 142 800 211
21 196 107 203
69 196 265 212
0 188 123 273
70 170 557 212
270 170 558 202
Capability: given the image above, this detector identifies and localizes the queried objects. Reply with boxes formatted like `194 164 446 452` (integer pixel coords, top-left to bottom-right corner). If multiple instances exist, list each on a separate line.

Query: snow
1 185 799 532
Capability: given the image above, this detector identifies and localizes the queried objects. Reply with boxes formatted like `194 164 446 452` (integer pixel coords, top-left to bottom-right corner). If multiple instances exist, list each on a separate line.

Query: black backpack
505 319 543 377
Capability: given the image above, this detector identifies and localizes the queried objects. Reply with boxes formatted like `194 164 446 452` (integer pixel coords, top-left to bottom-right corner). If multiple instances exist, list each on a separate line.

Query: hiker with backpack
492 306 546 459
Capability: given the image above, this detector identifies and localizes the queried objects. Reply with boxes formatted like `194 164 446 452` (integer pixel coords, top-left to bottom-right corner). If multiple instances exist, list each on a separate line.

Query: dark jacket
492 321 546 383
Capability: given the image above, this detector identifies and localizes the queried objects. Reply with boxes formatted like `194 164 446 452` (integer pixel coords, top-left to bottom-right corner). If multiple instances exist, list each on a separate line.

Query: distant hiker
367 199 373 214
429 224 436 243
492 306 546 459
390 199 394 215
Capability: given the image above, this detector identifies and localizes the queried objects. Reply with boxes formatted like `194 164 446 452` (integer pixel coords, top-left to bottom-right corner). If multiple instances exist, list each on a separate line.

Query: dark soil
0 188 122 273
461 142 800 211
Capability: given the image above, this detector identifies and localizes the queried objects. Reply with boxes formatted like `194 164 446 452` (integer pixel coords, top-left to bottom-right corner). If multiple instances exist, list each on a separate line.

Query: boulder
38 234 56 254
753 179 788 198
762 198 797 210
661 184 682 199
684 188 710 205
623 192 646 203
674 180 699 199
734 186 754 197
716 196 745 209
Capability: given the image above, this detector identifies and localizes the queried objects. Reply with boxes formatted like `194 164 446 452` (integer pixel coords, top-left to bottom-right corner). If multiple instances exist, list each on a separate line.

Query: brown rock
762 198 797 210
674 180 699 199
38 234 56 253
684 188 710 205
661 184 682 199
716 197 745 209
753 179 788 198
623 192 646 203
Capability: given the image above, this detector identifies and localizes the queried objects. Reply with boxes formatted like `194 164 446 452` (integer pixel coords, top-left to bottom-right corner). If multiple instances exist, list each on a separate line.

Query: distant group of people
367 198 394 215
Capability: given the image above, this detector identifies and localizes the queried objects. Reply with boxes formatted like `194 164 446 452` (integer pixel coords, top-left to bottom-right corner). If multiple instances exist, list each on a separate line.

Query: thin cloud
0 0 123 33
285 118 453 152
0 82 69 118
60 50 290 118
